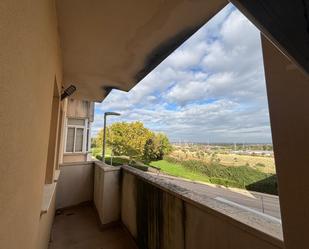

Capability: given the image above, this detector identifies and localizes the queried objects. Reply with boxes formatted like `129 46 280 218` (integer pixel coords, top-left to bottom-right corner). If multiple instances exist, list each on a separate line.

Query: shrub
164 156 278 195
96 155 129 166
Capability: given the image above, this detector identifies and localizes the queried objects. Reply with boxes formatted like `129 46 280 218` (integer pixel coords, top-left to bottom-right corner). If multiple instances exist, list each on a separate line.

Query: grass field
90 146 278 194
171 150 276 174
151 157 278 194
212 154 275 173
150 160 210 182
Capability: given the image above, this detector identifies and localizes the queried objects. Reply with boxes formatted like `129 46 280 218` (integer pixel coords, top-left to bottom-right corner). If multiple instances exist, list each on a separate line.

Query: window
86 124 90 152
65 118 90 153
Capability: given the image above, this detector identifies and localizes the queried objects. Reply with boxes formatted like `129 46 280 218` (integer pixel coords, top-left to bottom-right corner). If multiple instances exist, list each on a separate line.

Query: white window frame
64 118 89 153
86 121 91 152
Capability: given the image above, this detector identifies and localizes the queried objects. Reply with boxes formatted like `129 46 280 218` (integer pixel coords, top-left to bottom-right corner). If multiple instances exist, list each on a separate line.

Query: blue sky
93 4 272 144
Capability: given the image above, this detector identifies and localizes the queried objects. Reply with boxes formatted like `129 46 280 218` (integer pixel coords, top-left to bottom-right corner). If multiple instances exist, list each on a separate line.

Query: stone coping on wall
59 161 95 167
59 160 122 172
54 169 61 182
63 152 91 155
94 161 122 172
122 165 284 248
41 182 57 216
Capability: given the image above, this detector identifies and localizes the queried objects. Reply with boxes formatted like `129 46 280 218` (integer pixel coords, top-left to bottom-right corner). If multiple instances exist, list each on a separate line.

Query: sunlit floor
49 204 137 249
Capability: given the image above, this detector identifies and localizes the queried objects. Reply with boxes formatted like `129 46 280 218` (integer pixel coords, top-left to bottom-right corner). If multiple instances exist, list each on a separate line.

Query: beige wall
185 203 279 249
121 169 283 249
56 162 94 209
262 36 309 249
121 172 138 238
94 162 121 225
36 187 57 249
0 0 62 248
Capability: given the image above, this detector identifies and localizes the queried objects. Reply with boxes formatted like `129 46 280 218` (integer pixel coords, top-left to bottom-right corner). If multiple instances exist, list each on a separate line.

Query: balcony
49 204 136 249
46 161 284 249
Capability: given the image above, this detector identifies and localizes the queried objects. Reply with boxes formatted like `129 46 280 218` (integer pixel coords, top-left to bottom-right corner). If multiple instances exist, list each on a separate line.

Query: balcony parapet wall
94 162 121 225
121 165 284 249
57 161 94 209
55 162 284 248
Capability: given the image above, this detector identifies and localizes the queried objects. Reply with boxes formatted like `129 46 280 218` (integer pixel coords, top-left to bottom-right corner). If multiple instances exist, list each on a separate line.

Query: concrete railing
94 162 121 225
56 162 284 249
121 165 284 249
56 160 121 225
56 161 94 209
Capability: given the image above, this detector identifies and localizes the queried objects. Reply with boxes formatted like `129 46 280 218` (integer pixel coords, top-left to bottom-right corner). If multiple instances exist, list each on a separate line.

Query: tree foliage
143 133 172 163
92 121 172 162
108 122 152 159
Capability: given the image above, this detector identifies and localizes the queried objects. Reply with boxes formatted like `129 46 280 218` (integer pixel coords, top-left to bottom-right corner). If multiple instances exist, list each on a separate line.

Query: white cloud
165 42 207 70
94 98 271 143
166 81 208 105
93 4 272 143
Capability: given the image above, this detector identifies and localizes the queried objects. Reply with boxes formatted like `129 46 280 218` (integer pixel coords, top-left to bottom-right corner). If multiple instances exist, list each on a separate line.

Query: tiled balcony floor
49 204 137 249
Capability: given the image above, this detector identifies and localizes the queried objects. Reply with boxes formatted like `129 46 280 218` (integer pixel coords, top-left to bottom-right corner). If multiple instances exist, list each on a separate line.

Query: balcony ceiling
56 0 227 102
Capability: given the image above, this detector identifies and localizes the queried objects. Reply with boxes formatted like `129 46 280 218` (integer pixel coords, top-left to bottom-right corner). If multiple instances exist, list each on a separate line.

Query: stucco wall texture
262 35 309 249
0 0 62 248
121 170 283 249
94 163 121 225
56 163 94 209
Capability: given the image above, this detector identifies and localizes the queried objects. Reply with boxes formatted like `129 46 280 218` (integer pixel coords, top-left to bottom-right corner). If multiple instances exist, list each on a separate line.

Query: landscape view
91 121 277 195
91 5 278 196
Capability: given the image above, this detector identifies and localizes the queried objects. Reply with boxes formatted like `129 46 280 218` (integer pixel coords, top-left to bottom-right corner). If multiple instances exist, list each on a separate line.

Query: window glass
75 128 84 152
68 118 85 126
66 127 75 152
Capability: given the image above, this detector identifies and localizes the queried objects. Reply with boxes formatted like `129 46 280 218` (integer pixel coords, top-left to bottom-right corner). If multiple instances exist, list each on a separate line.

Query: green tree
92 128 107 149
156 133 172 155
93 121 172 163
143 136 160 163
108 121 152 161
143 133 172 163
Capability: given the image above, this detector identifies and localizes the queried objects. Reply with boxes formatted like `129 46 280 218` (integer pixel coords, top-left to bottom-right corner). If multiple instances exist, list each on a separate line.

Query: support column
262 35 309 248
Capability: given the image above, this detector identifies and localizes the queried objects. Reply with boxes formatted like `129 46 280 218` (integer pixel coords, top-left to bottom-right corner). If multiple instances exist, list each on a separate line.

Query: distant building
61 98 94 163
232 150 274 157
